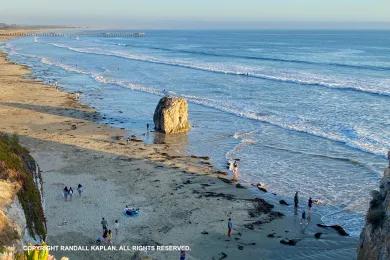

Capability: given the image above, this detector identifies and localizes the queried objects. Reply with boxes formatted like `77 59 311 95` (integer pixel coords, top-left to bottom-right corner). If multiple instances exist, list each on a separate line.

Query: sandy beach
0 33 358 260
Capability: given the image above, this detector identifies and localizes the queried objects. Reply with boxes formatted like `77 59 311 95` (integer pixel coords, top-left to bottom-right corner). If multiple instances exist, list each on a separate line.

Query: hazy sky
1 0 390 29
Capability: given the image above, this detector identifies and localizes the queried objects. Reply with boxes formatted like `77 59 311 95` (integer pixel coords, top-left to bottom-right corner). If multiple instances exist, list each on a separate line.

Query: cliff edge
0 134 46 257
358 167 390 260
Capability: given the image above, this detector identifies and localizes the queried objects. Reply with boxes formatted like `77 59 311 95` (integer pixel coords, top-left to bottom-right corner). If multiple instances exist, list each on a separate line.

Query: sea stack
153 96 191 134
357 167 390 260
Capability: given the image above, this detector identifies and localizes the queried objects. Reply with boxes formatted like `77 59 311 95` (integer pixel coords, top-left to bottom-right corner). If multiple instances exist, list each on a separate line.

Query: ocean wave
226 130 258 160
184 95 388 157
261 144 381 174
40 57 89 75
3 43 19 55
16 53 389 158
102 41 390 72
46 43 390 97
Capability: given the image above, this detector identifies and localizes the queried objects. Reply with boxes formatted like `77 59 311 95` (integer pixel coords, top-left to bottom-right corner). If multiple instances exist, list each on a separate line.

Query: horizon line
2 20 390 30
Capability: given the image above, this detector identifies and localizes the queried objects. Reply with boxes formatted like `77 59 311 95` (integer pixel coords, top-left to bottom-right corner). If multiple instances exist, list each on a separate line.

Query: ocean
2 30 389 236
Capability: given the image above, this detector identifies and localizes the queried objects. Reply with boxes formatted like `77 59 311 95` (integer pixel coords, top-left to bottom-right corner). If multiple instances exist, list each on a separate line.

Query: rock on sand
153 96 191 134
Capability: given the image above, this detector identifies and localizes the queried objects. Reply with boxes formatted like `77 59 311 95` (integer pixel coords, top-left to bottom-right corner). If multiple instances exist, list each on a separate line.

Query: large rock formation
358 167 390 260
153 96 191 134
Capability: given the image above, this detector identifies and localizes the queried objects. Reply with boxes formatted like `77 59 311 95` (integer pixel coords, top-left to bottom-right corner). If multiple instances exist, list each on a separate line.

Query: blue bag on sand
124 208 139 217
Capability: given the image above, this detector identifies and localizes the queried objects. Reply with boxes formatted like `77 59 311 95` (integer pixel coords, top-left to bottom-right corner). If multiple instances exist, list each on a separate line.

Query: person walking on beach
68 187 73 201
77 184 83 196
63 186 69 201
114 219 119 235
227 218 233 237
101 217 108 231
146 123 150 132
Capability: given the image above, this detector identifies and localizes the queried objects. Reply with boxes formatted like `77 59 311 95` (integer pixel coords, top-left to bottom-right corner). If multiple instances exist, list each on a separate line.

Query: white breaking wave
3 43 19 55
47 42 390 97
41 57 89 75
226 130 258 161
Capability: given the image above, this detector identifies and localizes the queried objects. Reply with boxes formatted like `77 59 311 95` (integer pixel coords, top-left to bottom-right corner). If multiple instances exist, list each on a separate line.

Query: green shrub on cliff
0 133 46 241
367 208 385 228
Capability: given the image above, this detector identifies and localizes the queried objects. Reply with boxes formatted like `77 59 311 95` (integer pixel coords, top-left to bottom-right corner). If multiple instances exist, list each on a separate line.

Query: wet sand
0 32 358 260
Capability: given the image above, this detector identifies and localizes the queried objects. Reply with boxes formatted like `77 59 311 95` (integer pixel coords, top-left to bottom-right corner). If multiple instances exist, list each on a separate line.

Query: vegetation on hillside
0 133 46 244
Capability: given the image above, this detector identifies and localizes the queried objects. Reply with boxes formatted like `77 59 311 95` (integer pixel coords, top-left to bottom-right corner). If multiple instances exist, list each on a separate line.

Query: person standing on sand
114 219 119 235
294 192 299 208
180 250 186 260
68 187 73 201
102 229 108 243
308 197 313 211
228 160 234 171
107 230 112 244
146 123 150 132
63 186 69 201
227 218 233 237
77 184 83 196
300 210 306 225
232 160 239 181
101 217 108 231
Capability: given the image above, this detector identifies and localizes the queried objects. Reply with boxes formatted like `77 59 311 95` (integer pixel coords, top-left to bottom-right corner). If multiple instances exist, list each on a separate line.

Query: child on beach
114 219 119 235
227 218 233 237
107 230 112 244
77 184 83 196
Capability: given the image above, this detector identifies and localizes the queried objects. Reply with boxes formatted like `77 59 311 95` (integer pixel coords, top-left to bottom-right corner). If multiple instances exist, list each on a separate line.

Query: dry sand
0 33 358 260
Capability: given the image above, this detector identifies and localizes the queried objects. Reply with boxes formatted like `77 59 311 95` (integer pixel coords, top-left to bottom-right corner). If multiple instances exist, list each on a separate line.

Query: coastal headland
0 30 358 260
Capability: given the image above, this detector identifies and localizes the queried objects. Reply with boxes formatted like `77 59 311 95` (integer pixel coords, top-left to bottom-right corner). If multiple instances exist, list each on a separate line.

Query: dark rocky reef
317 224 349 236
